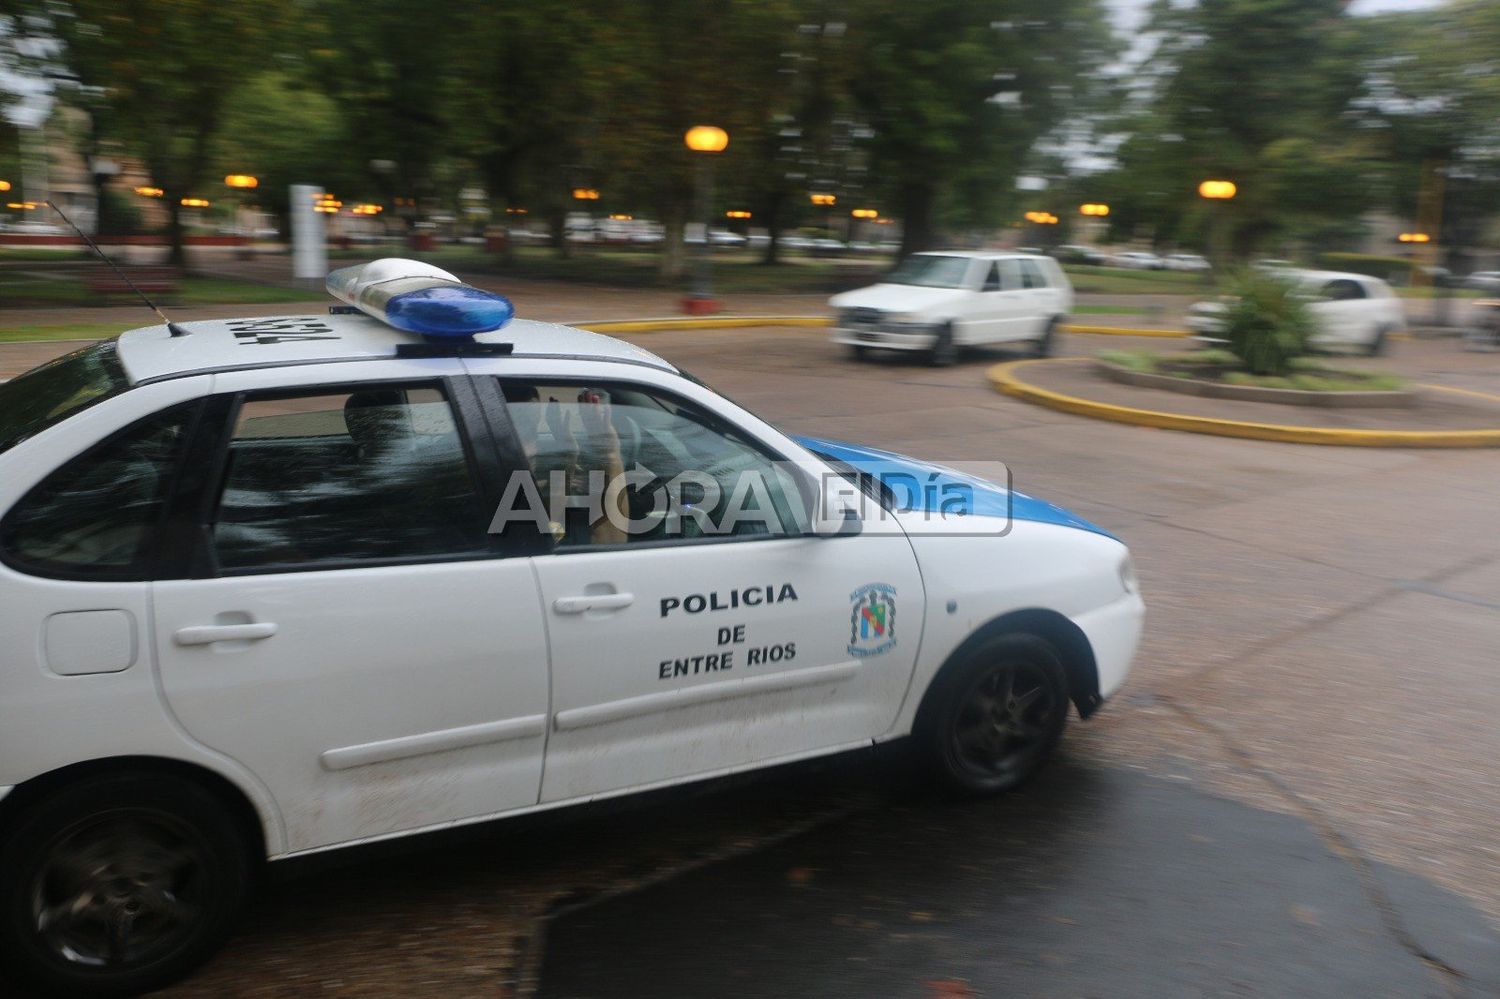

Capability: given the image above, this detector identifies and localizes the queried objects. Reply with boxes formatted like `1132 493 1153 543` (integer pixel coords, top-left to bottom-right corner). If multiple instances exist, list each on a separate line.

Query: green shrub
1220 270 1316 376
1097 349 1157 372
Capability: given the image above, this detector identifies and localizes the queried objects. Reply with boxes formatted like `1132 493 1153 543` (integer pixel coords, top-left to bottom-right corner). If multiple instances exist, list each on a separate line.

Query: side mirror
810 473 864 538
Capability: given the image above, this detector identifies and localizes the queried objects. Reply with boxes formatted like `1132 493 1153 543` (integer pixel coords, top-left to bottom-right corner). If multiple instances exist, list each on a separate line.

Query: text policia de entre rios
656 585 799 681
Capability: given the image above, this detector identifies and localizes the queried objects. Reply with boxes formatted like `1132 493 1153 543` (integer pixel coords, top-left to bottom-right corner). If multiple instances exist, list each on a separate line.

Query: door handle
174 623 279 646
553 593 635 615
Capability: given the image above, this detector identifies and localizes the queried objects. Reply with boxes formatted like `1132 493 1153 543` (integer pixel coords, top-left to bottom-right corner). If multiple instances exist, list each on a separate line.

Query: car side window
996 259 1022 291
981 263 1002 292
1 400 198 580
207 384 490 572
497 380 800 549
1019 258 1048 289
1321 280 1365 302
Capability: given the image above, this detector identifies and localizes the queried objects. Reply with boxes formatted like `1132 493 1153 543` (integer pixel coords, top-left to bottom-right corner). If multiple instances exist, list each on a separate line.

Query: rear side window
0 341 130 457
1019 258 1048 289
207 384 490 572
1 401 198 579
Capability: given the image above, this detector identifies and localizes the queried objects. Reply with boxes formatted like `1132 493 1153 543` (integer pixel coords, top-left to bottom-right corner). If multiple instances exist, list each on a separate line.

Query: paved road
2 323 1497 997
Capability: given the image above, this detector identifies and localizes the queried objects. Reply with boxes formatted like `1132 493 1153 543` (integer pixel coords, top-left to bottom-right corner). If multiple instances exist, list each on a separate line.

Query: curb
988 358 1500 448
571 316 833 333
572 316 1194 337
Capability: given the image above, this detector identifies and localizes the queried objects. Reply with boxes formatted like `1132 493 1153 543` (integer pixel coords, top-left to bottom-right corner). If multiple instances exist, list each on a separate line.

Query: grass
0 322 140 343
1097 348 1407 392
1060 265 1216 296
1072 304 1153 316
329 244 885 295
0 247 93 262
0 273 320 308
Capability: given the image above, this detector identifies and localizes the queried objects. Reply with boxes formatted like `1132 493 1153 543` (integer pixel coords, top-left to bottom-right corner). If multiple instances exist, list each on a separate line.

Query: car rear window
0 341 130 458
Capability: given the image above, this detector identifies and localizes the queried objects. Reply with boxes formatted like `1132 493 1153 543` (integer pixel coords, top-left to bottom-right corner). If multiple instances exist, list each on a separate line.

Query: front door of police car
494 379 924 803
151 378 550 853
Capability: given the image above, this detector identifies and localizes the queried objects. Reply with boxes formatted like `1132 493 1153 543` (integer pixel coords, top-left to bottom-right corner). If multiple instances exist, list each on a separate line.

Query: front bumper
832 325 940 351
1073 592 1145 702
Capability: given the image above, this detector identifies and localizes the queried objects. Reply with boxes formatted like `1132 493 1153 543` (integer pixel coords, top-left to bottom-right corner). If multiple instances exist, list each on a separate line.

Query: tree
1105 0 1374 258
3 0 291 264
845 0 1114 256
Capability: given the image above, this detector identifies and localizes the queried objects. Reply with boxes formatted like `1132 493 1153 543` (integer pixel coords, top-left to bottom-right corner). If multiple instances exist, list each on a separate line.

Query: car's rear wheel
847 343 869 362
1033 319 1059 358
916 634 1069 796
928 323 958 367
1366 326 1389 357
0 773 252 997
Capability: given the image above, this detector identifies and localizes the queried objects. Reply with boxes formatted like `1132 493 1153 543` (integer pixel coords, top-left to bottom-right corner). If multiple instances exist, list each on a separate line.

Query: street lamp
683 125 729 315
1198 180 1236 268
1080 203 1109 217
224 174 259 190
0 180 10 193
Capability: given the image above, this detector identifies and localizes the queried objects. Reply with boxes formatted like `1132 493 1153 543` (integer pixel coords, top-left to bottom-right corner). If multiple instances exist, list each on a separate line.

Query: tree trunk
658 201 686 283
166 198 187 269
897 181 935 257
759 189 784 266
548 207 571 259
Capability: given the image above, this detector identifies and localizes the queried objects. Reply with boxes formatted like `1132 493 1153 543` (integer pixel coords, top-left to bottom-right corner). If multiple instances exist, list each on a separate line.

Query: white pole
290 183 327 279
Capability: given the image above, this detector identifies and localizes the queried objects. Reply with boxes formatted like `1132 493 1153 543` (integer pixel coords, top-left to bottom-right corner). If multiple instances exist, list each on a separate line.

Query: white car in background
1188 270 1406 356
1163 253 1211 273
830 251 1074 365
1111 250 1165 270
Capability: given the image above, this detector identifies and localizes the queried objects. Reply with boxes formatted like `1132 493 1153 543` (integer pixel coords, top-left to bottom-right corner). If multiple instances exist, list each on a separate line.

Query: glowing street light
1080 203 1110 217
0 180 10 193
571 188 600 201
684 125 730 314
1198 180 1237 200
1024 211 1059 224
810 193 837 206
1398 232 1431 243
224 174 259 189
725 210 752 220
180 197 211 208
683 125 729 154
850 208 878 219
134 186 164 198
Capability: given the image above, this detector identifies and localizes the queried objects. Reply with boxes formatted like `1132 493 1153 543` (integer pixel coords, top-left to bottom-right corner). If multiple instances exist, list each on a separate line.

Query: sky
1106 0 1441 33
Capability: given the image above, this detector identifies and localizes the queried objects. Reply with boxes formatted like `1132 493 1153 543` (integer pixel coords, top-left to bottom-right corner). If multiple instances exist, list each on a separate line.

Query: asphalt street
0 318 1497 997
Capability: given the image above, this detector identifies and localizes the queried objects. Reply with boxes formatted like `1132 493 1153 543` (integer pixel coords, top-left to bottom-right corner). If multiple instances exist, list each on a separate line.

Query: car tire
0 772 253 997
1033 319 1059 358
928 323 958 367
847 344 869 362
915 633 1070 797
1366 327 1389 357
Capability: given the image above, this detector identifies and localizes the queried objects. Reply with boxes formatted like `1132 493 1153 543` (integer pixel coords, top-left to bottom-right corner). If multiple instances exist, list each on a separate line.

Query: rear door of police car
465 361 925 803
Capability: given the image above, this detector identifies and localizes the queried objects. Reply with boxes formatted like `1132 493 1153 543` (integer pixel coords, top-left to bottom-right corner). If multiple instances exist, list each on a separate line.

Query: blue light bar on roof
325 258 515 338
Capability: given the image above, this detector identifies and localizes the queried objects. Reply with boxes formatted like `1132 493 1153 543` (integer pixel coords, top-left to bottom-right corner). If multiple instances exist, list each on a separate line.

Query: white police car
0 260 1142 995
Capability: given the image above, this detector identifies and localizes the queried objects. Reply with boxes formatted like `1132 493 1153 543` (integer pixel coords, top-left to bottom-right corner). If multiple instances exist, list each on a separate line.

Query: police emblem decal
849 583 897 657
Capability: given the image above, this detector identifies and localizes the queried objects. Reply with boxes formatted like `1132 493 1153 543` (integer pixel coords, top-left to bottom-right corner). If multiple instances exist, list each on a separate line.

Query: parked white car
1188 270 1406 356
0 259 1140 995
829 251 1074 365
1163 253 1211 273
1110 251 1165 270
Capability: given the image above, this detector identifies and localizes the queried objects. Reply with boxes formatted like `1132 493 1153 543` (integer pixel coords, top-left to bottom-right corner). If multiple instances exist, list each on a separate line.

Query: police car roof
113 313 676 385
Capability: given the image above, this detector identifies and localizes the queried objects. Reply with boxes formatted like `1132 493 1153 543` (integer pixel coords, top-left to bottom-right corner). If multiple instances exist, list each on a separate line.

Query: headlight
1118 555 1139 595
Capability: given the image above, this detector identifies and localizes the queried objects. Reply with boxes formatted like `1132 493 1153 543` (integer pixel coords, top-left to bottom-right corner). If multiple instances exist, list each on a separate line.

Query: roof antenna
46 199 192 338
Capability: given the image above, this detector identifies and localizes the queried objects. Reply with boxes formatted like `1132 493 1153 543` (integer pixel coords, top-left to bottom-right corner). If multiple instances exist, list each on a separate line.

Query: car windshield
886 255 971 289
0 341 130 457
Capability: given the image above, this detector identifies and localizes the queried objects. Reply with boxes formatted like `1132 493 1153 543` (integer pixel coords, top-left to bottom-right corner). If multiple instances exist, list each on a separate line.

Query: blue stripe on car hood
792 435 1117 541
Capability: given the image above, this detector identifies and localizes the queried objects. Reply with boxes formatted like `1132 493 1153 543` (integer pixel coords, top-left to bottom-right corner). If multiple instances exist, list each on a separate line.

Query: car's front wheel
928 323 958 367
1366 326 1389 357
916 634 1070 796
0 773 252 997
